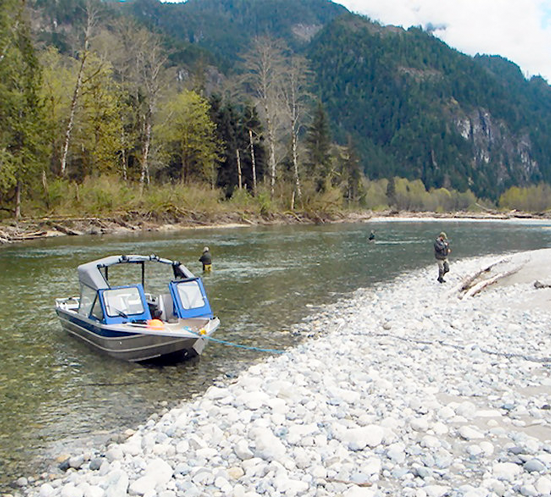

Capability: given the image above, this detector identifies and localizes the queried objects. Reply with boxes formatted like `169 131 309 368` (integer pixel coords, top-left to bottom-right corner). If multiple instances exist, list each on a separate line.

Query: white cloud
335 0 551 81
158 0 551 81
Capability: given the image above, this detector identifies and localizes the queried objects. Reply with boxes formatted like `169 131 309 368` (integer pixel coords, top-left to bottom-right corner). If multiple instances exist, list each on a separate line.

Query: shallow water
1 219 551 489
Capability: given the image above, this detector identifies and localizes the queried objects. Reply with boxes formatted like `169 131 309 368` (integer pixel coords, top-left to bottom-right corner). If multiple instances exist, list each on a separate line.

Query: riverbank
12 248 551 497
0 208 546 245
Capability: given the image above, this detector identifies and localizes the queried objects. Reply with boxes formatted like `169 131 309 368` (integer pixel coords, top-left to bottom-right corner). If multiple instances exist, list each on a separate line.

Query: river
1 219 551 490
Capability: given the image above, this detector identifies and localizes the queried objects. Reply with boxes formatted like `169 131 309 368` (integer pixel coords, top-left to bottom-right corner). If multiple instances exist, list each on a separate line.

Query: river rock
458 426 485 440
19 251 551 497
492 462 523 481
524 458 546 473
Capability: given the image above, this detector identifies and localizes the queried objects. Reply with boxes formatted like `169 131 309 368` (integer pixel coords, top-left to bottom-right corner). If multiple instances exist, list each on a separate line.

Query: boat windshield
174 280 206 310
78 284 97 317
103 287 145 317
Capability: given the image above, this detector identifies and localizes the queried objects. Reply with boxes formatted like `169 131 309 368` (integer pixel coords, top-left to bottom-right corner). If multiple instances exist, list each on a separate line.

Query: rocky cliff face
453 108 540 188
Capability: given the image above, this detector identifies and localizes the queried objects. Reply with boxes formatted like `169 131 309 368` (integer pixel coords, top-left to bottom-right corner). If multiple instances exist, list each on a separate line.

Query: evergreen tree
386 176 396 208
0 0 47 218
340 137 362 202
305 100 332 191
209 95 242 196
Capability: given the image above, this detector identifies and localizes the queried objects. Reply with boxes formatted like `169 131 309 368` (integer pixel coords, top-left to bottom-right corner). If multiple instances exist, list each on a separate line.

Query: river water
1 219 551 489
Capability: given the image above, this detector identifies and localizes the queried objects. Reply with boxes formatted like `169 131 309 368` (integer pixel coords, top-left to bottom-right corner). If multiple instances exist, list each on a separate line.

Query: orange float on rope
147 319 164 330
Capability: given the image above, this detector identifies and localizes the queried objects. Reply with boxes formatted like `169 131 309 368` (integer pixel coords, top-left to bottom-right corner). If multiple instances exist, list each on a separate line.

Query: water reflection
1 219 551 488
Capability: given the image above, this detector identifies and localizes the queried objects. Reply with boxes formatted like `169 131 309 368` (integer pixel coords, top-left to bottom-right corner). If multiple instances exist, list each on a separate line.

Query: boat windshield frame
169 278 213 319
77 254 195 292
98 284 151 324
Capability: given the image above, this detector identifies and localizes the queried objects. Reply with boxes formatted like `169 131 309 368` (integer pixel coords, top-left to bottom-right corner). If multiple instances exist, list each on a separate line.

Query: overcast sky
335 0 551 82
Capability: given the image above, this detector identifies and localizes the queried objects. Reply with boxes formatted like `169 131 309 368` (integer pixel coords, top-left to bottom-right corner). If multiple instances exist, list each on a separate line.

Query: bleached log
458 257 511 293
463 266 522 298
53 224 82 236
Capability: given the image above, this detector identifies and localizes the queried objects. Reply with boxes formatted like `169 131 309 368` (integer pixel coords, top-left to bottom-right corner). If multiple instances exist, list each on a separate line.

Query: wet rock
524 458 546 473
88 457 103 471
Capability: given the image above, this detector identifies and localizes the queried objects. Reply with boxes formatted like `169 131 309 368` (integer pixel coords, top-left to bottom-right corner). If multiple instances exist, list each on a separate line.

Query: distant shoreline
0 209 549 245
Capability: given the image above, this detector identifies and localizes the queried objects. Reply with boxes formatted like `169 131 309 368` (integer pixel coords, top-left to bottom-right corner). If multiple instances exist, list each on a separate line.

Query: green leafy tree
39 47 77 173
155 89 220 185
76 54 125 177
0 0 47 218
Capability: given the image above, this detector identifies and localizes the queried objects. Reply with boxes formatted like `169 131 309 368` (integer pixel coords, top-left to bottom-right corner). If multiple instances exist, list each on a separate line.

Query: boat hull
56 308 219 362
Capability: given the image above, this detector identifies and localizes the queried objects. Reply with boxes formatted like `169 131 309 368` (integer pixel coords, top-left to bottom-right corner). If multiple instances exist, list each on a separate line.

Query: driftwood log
461 266 522 298
13 230 49 240
53 224 83 236
458 257 510 293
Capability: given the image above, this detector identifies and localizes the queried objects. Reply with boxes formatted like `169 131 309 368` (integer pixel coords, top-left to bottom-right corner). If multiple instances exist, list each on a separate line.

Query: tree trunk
121 128 128 181
245 37 285 199
249 129 257 196
291 125 302 206
60 55 85 176
15 180 21 222
236 148 242 190
284 58 305 207
264 106 277 198
59 2 95 176
140 108 152 191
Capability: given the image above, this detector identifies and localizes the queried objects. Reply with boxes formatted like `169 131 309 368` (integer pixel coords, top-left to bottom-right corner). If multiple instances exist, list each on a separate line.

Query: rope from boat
128 321 285 354
197 334 285 354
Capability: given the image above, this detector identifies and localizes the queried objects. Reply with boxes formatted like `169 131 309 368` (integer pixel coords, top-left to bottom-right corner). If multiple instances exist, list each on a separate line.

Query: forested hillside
308 15 551 197
121 0 347 68
1 0 551 222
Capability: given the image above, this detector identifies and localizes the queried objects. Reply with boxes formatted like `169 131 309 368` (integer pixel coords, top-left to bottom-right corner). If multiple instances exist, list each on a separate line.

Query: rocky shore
0 209 543 245
10 249 551 497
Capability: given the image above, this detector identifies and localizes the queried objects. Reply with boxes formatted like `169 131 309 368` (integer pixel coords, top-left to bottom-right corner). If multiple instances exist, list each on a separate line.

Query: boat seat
157 293 175 321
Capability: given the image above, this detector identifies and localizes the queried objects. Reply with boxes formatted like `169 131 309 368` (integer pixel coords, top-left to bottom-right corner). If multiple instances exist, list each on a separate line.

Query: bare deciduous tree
60 0 97 176
281 55 312 207
242 37 286 198
110 21 168 190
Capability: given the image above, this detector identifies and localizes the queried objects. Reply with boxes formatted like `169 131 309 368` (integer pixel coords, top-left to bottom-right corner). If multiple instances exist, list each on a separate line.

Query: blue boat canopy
169 279 213 319
77 254 195 291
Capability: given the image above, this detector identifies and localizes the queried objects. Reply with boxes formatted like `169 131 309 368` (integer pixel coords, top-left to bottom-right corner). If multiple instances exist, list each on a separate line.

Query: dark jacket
434 238 450 260
199 251 212 265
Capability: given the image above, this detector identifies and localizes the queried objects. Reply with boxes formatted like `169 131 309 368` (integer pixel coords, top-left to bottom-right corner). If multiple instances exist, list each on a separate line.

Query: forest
1 0 550 223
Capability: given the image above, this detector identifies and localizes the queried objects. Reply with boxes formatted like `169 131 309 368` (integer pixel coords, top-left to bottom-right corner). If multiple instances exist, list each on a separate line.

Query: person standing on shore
434 232 451 283
199 246 212 272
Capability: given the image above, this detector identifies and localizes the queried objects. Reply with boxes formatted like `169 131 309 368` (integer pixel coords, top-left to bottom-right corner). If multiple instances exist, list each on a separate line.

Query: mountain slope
307 14 551 197
34 0 551 198
121 0 348 67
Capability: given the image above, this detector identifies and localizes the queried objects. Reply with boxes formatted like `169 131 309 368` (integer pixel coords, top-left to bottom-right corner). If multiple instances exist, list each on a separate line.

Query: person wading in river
199 246 212 272
434 232 451 283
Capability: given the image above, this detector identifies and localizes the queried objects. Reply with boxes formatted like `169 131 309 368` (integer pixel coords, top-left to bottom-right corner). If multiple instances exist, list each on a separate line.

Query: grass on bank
7 175 551 222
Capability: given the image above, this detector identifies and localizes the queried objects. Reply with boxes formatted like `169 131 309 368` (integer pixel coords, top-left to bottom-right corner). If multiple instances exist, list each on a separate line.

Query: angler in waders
199 246 212 272
434 232 451 283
